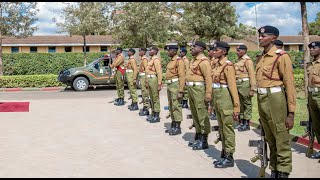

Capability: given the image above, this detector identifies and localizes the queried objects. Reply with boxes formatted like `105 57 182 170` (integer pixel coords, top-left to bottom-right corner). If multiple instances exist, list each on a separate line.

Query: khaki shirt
166 55 186 92
146 55 162 84
234 54 256 90
182 56 190 72
256 45 296 113
212 57 240 112
185 53 212 97
110 53 124 68
139 55 148 73
126 56 138 80
307 56 320 88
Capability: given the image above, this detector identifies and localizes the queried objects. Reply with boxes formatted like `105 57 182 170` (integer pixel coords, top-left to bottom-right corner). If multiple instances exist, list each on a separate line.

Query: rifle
212 125 221 144
300 101 315 157
248 119 268 178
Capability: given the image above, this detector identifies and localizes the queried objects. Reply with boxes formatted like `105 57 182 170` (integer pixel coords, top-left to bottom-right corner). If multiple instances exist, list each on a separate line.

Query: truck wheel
73 77 89 91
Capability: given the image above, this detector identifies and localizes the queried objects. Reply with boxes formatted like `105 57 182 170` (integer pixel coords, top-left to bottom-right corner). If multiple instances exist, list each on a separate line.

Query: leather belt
236 77 249 83
126 69 133 73
186 81 205 86
212 83 228 89
147 74 156 78
139 72 146 76
166 78 179 84
257 86 282 94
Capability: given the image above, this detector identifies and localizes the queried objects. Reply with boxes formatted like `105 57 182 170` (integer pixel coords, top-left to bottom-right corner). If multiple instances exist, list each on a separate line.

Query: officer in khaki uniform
275 39 284 50
208 46 219 119
179 48 190 109
307 41 320 159
110 47 125 106
126 48 139 111
211 41 240 168
234 44 256 131
256 25 296 178
164 45 186 135
138 48 150 116
185 41 212 150
145 46 163 123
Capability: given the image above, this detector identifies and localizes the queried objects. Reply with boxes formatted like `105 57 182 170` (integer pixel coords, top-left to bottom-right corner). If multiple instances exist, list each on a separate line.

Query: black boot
150 112 160 123
146 111 154 121
129 102 139 111
165 122 175 133
214 153 234 168
277 172 289 178
234 119 244 129
127 103 133 109
213 149 226 165
238 120 250 131
192 134 209 150
139 107 149 116
182 100 189 109
310 151 320 159
169 121 182 135
270 170 279 178
114 98 120 105
188 133 200 147
116 98 125 106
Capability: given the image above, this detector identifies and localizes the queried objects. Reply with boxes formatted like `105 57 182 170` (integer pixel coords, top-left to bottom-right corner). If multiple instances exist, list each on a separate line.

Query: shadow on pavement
235 159 270 178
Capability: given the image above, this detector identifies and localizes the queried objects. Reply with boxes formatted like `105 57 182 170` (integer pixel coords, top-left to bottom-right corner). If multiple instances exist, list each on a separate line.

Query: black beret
129 48 136 53
308 41 320 48
237 44 247 50
208 46 215 51
194 41 207 49
180 47 187 53
166 45 179 50
258 25 279 36
274 40 284 46
150 46 159 51
213 41 230 50
116 47 123 51
139 48 147 51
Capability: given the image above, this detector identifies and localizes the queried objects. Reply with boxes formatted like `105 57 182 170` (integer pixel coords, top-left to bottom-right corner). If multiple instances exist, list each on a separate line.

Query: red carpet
0 102 30 112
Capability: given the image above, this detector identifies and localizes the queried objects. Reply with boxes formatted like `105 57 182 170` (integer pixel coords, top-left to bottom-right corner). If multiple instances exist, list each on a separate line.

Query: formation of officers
108 25 320 178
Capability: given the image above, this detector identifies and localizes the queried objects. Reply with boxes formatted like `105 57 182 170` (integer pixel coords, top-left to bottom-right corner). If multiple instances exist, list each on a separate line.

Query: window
299 45 303 52
100 46 108 52
11 47 19 53
30 47 37 53
284 45 290 51
48 46 56 53
83 46 90 52
65 46 72 52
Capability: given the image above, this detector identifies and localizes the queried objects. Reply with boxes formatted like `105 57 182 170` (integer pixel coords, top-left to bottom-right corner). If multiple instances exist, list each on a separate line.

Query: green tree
53 2 114 66
111 2 173 48
0 2 39 76
308 12 320 35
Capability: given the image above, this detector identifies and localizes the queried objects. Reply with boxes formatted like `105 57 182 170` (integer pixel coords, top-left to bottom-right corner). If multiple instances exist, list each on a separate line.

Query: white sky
33 2 320 36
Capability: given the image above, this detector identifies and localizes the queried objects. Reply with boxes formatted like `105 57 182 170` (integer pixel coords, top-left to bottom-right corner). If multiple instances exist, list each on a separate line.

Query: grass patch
251 91 307 136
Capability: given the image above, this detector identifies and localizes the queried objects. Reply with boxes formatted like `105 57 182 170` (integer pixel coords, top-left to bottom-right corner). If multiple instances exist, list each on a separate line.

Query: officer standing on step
164 45 186 135
110 47 125 106
234 44 256 131
126 48 139 111
138 48 150 116
307 41 320 160
211 41 240 168
179 47 190 109
145 46 163 123
256 25 296 178
185 41 212 150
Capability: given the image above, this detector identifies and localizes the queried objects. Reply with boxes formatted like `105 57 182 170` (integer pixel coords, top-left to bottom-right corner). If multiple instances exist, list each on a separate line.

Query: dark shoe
169 122 182 135
234 119 244 129
129 102 139 111
127 103 133 109
270 170 279 178
182 100 189 109
146 112 154 121
116 98 125 106
139 107 149 116
210 113 217 120
192 134 209 150
277 172 289 178
188 133 200 147
311 151 320 159
165 122 175 133
150 112 160 123
214 154 234 168
238 120 250 131
114 98 120 105
213 149 226 165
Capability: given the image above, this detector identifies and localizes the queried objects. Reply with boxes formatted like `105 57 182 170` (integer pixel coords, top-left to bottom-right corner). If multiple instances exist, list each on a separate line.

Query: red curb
40 87 61 91
4 88 22 92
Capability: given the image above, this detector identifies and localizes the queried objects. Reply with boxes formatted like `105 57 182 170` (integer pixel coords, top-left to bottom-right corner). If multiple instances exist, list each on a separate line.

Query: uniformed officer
307 41 320 159
145 46 163 123
138 48 150 116
274 39 284 50
179 47 190 109
208 46 219 119
211 41 240 168
165 45 186 135
110 47 125 106
256 25 296 178
185 41 212 150
126 48 139 111
234 44 256 131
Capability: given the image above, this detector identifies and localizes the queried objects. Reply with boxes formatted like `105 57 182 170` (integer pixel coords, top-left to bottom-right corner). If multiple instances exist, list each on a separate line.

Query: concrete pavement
0 88 319 177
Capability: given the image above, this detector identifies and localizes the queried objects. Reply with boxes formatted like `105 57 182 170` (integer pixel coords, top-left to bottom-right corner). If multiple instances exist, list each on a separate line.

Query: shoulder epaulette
226 60 233 65
275 49 287 55
176 57 182 60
